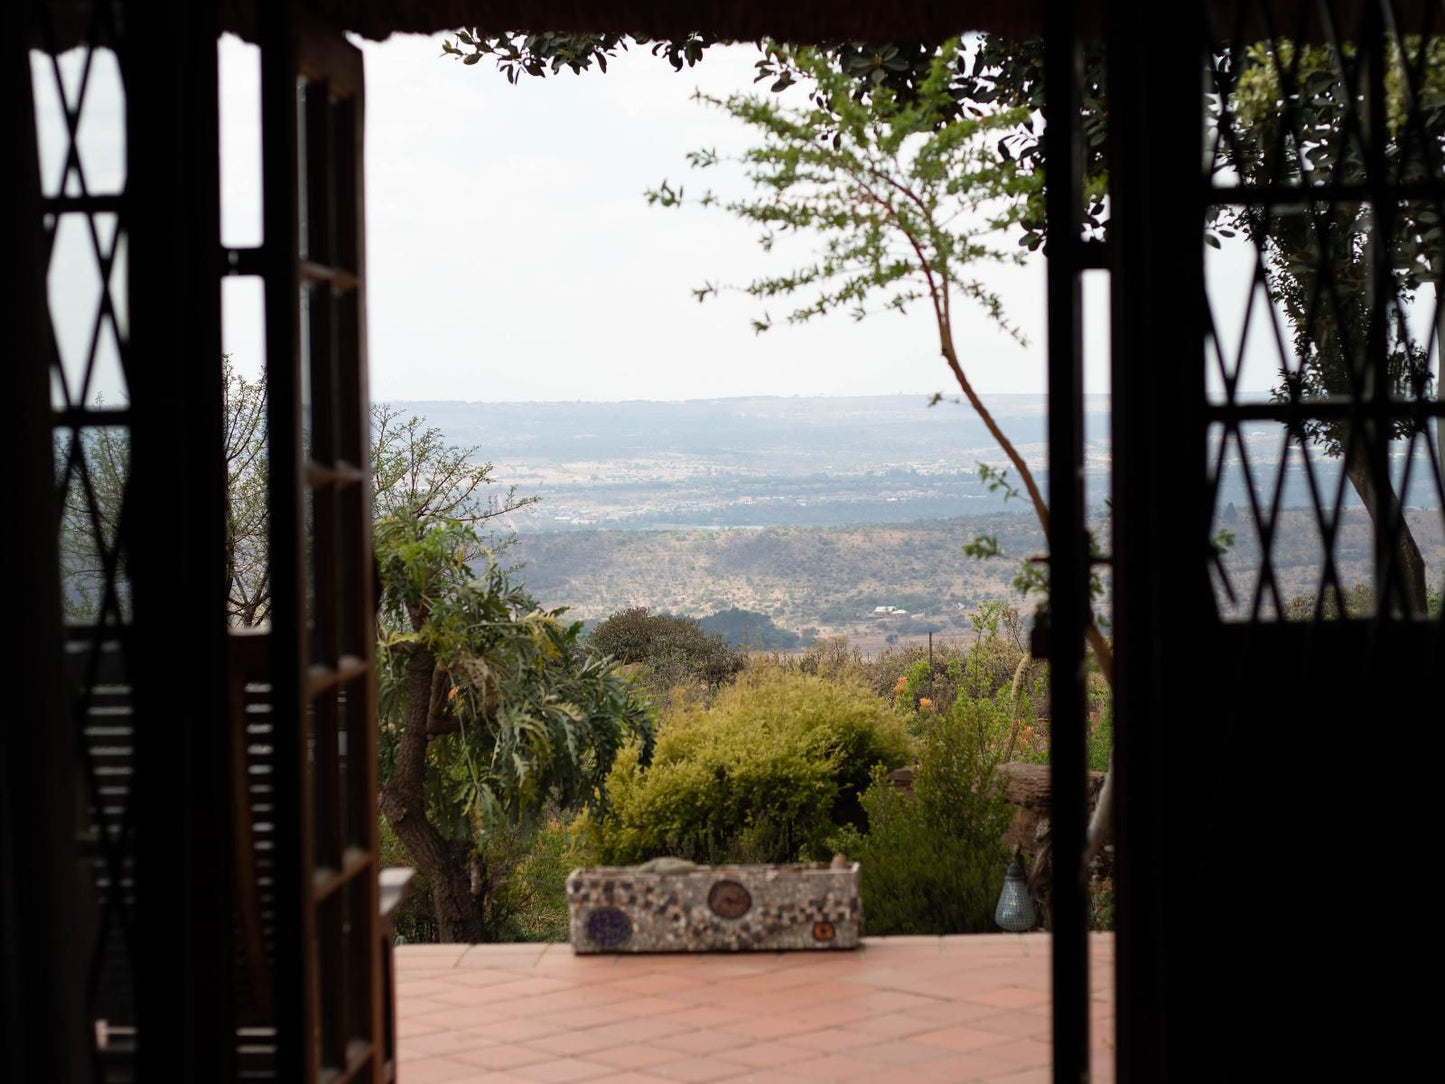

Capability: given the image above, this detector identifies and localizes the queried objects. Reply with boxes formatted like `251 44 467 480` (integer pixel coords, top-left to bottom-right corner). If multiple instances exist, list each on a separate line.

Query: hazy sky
39 33 1278 408
218 33 1133 402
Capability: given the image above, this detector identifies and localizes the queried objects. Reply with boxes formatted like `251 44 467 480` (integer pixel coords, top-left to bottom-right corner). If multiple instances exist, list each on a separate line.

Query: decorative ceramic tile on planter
566 861 862 953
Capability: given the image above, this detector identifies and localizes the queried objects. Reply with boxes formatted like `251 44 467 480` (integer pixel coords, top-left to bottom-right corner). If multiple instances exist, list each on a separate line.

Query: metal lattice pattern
1204 0 1445 622
34 0 139 1070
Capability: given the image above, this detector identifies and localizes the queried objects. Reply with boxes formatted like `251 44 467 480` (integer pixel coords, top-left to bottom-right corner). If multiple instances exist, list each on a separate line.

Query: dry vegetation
512 513 1051 653
512 506 1442 650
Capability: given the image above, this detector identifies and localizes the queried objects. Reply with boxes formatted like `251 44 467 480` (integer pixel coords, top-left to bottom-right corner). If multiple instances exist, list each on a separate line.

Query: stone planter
566 861 863 953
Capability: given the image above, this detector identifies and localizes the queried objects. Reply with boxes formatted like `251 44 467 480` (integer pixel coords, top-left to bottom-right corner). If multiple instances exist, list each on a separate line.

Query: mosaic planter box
566 862 862 953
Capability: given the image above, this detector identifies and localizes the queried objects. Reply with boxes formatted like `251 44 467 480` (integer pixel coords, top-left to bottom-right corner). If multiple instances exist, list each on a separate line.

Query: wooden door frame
260 7 384 1079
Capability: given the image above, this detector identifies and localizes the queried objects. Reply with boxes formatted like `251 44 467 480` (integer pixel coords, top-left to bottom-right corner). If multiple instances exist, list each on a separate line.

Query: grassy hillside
511 507 1442 654
514 513 1062 654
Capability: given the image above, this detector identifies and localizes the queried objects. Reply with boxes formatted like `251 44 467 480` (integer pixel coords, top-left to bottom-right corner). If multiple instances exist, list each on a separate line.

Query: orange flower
893 676 908 694
919 697 935 712
447 686 459 701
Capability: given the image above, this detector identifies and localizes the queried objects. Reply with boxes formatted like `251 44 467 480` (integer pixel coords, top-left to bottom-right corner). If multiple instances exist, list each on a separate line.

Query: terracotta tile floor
396 934 1115 1083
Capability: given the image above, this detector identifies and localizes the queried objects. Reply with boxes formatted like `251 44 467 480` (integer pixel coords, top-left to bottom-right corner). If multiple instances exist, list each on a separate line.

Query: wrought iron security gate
12 2 1442 1082
257 9 387 1081
1108 1 1443 1079
7 2 388 1080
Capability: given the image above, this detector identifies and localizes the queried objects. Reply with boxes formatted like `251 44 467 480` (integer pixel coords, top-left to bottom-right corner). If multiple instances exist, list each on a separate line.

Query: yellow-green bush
581 665 911 865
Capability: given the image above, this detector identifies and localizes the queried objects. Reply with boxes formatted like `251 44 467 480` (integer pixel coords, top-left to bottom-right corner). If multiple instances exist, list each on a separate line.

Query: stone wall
566 862 862 953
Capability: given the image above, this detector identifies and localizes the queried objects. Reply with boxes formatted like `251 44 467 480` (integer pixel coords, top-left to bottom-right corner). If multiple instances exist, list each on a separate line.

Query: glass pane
56 425 130 626
220 35 264 249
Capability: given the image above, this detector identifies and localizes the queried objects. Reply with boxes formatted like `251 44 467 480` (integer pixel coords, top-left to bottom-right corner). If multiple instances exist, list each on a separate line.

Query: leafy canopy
647 40 1035 338
589 607 743 688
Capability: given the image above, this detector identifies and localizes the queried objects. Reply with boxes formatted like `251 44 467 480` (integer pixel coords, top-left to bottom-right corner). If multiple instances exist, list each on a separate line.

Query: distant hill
400 393 1441 650
389 394 1107 530
512 512 1064 655
511 507 1441 655
389 394 1439 534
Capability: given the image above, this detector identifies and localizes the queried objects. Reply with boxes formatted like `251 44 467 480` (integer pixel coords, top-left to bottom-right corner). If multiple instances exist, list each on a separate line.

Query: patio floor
396 933 1115 1083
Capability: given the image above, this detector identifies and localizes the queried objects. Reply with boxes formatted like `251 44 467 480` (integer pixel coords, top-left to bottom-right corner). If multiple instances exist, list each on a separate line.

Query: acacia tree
371 403 537 530
1215 38 1444 616
222 358 270 625
958 35 1444 615
647 39 1119 858
57 355 270 625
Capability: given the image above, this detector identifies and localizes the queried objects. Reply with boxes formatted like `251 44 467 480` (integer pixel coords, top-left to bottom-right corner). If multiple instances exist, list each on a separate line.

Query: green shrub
698 607 801 650
1280 582 1374 621
590 606 745 711
491 819 576 943
859 603 1031 724
590 607 744 686
378 817 438 944
378 815 578 944
581 664 911 865
1088 699 1113 773
833 702 1013 935
1088 876 1115 931
796 635 864 680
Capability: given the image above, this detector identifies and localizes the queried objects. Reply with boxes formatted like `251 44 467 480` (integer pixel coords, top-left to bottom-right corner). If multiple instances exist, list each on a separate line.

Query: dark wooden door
1108 2 1445 1078
259 9 386 1082
9 0 235 1080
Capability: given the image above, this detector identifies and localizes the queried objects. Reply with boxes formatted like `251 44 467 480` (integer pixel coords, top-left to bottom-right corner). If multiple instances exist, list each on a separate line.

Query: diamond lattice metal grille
34 0 138 1069
1204 0 1445 622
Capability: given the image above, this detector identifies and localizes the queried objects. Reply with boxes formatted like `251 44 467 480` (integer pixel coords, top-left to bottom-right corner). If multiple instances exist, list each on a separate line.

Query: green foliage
1219 39 1441 454
378 817 438 944
892 658 936 716
581 664 911 866
962 534 1001 560
698 606 801 650
56 420 129 624
796 635 864 679
380 814 577 944
377 513 654 940
1088 876 1116 931
975 462 1023 504
220 356 270 625
484 819 576 943
649 40 1033 337
1088 697 1114 774
588 607 744 709
441 29 714 82
1213 38 1443 614
950 37 1110 248
833 707 1013 935
442 30 969 114
850 606 1032 728
377 515 653 834
371 403 536 537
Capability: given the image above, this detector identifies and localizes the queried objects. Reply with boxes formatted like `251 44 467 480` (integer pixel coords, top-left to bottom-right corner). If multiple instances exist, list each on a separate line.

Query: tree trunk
378 640 491 942
1343 441 1429 617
